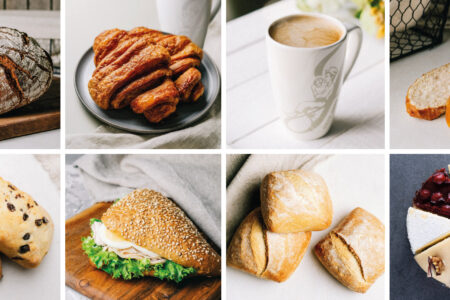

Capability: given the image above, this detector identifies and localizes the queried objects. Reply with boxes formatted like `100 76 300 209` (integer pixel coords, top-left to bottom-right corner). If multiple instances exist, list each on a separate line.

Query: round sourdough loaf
0 27 53 115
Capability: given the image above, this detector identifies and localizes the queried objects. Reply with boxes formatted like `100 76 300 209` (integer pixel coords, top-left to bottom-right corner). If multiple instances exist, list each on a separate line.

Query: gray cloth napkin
226 154 331 243
65 154 221 247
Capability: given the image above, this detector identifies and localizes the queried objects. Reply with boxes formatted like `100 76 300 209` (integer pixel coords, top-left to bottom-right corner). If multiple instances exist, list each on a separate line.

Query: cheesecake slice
414 237 450 288
407 207 450 254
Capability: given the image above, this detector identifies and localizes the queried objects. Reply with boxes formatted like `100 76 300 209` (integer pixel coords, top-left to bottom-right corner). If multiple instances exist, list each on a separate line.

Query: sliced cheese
414 237 450 288
407 207 450 254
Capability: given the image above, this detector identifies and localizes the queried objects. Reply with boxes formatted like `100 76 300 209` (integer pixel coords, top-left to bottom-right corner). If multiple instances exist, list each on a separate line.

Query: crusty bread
0 177 54 268
227 208 311 282
314 208 385 293
406 63 450 120
101 189 220 276
0 27 53 115
260 170 332 233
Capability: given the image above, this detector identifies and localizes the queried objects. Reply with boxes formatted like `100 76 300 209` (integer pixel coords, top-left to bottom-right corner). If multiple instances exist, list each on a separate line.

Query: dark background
390 154 450 299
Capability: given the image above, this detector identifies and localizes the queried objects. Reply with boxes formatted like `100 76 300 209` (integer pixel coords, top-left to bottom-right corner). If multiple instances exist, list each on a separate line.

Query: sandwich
82 189 221 282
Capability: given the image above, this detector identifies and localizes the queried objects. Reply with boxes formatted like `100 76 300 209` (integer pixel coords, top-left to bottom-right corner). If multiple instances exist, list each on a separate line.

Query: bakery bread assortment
228 167 385 290
407 167 450 288
227 208 311 282
0 177 54 269
0 27 53 115
228 168 333 283
88 27 204 123
406 63 450 122
82 189 220 282
314 208 385 293
260 170 333 233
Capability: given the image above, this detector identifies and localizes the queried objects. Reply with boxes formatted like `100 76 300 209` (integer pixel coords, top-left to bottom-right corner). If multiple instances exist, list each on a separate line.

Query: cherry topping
413 168 450 218
419 189 431 200
432 172 446 184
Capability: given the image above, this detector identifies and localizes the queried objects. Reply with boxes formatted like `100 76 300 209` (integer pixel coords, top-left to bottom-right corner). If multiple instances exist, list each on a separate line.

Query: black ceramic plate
74 48 220 134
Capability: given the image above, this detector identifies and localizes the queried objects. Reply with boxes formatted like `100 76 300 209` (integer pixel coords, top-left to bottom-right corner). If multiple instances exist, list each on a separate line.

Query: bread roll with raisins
0 177 53 268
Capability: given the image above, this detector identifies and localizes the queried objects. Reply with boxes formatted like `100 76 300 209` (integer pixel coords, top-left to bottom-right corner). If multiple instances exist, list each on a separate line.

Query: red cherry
432 173 446 184
419 189 431 200
431 192 443 203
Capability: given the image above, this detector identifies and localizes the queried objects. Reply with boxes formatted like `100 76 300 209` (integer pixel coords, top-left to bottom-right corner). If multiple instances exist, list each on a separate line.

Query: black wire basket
390 0 450 61
1 0 60 75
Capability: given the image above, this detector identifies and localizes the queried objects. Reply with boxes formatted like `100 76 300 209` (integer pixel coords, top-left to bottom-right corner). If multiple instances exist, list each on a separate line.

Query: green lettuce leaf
81 219 196 282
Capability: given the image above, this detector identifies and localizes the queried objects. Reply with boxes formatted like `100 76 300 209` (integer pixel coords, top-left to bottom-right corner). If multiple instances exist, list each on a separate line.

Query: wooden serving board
65 202 221 300
0 77 60 141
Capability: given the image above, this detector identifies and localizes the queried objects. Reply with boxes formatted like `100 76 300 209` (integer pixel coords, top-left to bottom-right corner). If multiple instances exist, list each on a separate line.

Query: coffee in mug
269 15 343 48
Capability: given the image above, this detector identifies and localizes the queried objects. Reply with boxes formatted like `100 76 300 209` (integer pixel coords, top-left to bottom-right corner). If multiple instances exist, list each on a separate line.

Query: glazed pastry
0 27 53 115
314 207 385 293
130 79 179 123
407 167 450 288
260 169 333 233
227 208 311 282
175 68 204 103
82 189 220 282
0 177 53 268
88 41 171 110
89 27 205 123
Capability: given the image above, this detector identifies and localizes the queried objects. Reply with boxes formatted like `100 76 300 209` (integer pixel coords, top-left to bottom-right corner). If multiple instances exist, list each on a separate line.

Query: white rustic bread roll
0 27 53 115
406 63 450 120
314 207 385 293
260 169 333 233
0 177 53 268
227 208 311 282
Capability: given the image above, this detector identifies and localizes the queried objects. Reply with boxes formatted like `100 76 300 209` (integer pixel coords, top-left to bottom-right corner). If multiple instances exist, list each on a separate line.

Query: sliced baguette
406 63 450 120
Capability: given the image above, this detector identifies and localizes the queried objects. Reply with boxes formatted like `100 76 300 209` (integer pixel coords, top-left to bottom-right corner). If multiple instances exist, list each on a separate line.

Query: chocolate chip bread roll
0 177 53 268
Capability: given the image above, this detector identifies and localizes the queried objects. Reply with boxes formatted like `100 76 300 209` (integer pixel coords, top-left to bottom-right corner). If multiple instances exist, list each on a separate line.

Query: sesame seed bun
101 189 220 276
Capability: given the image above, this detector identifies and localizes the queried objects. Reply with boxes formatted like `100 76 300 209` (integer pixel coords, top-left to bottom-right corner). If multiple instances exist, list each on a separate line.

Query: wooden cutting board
0 77 60 141
65 202 221 300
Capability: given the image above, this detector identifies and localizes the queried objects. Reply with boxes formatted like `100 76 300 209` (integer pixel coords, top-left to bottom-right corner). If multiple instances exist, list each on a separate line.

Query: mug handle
342 23 363 82
210 0 221 22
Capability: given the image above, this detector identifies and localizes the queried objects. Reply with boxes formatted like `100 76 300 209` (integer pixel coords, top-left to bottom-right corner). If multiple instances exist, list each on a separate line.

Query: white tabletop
65 0 221 137
390 36 450 149
226 0 385 149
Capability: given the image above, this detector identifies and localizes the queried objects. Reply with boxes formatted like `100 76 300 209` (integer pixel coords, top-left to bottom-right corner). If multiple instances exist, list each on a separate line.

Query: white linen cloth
66 12 221 149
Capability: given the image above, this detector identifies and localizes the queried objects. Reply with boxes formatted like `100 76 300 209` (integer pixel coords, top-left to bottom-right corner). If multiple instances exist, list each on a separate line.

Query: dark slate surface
390 154 450 300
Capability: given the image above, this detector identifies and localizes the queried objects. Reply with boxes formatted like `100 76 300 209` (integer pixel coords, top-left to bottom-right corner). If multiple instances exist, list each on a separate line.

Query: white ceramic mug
156 0 221 47
266 13 363 140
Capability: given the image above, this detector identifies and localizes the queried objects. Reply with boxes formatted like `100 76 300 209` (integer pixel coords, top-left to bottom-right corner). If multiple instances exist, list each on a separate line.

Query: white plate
227 155 385 300
0 155 60 299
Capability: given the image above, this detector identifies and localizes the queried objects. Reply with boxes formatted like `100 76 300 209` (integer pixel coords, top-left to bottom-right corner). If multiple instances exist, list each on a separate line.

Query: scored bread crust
227 208 311 282
260 170 333 233
405 63 450 120
101 189 220 276
314 207 385 293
